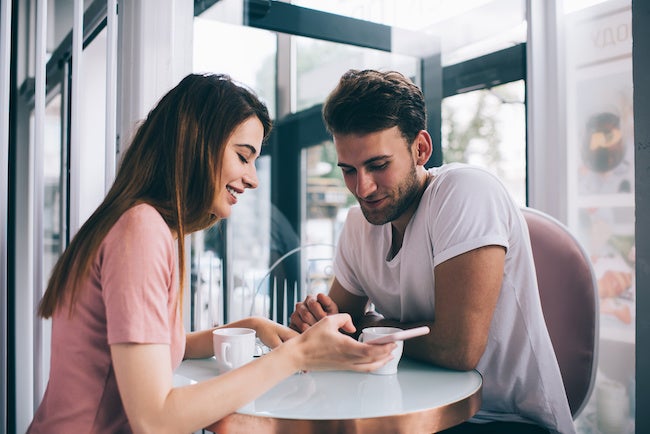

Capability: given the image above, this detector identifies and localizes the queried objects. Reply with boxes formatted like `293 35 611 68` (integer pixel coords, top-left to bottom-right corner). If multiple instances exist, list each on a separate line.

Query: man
289 69 575 434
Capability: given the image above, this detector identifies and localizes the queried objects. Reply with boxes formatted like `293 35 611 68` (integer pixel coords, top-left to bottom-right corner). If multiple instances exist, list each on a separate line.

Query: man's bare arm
357 245 505 371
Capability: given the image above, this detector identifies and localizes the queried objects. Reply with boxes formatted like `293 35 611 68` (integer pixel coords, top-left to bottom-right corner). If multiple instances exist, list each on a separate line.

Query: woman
28 74 394 433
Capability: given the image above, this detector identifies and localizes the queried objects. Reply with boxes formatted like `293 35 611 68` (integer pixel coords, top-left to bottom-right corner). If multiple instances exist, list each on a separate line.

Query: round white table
174 357 482 434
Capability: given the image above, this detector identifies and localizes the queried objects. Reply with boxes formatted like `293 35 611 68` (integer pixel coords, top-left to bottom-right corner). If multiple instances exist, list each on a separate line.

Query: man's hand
289 293 340 332
356 311 386 331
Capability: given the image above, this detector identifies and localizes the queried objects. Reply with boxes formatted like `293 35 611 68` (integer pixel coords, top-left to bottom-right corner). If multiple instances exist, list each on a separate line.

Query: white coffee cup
212 328 256 373
358 327 404 375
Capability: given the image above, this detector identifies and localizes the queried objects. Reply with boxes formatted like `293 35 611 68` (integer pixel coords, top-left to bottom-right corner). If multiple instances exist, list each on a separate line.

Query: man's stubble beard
359 164 421 226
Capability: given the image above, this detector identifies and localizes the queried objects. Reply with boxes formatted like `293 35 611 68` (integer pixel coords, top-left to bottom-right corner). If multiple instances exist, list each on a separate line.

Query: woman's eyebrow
236 143 258 157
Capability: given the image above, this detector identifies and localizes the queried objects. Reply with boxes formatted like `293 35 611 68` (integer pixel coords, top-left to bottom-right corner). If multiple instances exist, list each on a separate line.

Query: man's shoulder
429 164 506 198
431 163 498 181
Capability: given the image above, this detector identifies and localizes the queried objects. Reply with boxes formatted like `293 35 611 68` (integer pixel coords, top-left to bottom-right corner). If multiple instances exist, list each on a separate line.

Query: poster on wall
566 1 635 433
574 63 635 336
568 0 635 339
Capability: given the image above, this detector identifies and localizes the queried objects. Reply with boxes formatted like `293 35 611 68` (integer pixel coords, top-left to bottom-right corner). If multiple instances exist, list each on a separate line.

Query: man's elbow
452 343 485 370
452 354 481 371
419 344 484 371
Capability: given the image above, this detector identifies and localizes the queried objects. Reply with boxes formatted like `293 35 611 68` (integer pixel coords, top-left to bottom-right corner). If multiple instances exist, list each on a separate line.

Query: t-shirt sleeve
98 206 176 345
428 167 512 266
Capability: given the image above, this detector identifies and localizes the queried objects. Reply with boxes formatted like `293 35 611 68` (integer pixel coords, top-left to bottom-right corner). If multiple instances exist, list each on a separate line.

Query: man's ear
414 130 433 165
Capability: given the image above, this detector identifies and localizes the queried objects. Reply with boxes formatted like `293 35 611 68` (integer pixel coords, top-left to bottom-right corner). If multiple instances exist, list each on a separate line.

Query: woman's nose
244 166 259 189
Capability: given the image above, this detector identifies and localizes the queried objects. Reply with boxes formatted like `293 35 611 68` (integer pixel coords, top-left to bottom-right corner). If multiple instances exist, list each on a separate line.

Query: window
442 80 527 206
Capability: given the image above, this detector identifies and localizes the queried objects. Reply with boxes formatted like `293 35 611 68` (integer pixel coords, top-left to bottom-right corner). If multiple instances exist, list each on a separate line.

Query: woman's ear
414 130 433 165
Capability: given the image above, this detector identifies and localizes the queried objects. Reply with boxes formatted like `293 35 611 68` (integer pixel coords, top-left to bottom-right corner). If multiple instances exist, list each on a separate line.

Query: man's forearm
356 312 480 371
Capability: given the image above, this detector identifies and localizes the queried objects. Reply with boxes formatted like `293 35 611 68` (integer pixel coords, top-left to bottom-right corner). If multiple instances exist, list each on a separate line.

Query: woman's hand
250 317 298 349
287 313 395 373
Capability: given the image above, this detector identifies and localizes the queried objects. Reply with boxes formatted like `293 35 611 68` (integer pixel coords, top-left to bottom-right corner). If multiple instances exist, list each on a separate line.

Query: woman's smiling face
211 116 264 219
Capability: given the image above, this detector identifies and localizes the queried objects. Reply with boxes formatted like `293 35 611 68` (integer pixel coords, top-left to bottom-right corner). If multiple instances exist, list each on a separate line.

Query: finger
316 293 339 314
264 335 283 348
326 313 355 333
278 326 299 342
288 321 302 333
297 303 320 326
351 354 395 373
306 297 330 320
345 345 396 372
288 310 304 332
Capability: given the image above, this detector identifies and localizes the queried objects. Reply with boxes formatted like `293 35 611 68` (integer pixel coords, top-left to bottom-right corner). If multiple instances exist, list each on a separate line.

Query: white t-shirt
334 163 575 434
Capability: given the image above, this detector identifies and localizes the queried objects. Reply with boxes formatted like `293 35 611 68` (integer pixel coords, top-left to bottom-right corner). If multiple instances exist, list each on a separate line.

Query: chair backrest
521 207 599 419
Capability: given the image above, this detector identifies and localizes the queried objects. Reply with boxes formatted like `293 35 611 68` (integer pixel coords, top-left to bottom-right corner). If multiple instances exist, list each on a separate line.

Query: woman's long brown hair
38 74 272 318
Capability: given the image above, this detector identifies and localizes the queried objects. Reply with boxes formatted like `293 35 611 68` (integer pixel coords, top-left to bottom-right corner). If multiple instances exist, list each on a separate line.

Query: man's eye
369 163 388 171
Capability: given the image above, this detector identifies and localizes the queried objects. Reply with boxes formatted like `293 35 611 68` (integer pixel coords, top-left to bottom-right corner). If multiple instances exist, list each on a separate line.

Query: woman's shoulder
110 203 173 242
119 202 166 225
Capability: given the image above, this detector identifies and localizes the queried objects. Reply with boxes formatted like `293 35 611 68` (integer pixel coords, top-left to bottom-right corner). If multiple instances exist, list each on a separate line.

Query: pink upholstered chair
521 207 599 419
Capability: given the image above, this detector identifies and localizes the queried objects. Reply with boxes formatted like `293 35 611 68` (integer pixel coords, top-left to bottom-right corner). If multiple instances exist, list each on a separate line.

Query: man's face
335 126 422 226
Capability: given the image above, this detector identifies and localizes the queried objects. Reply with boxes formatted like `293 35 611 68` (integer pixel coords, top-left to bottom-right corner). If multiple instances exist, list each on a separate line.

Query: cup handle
221 342 233 369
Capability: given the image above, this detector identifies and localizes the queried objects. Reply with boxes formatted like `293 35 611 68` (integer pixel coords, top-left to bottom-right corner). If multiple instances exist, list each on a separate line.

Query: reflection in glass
441 80 526 206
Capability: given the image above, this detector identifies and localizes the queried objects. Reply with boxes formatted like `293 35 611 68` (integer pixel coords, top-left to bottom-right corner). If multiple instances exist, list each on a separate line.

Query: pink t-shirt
28 204 186 433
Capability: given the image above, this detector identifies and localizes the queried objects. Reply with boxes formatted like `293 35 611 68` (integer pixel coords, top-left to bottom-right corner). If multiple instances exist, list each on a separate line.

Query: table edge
205 381 482 434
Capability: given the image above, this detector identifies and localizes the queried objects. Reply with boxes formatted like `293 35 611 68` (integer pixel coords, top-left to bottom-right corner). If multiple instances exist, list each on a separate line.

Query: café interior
1 0 649 433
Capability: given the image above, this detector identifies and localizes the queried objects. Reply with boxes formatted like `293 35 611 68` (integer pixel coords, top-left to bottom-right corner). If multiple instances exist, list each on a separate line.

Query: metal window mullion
69 0 83 237
33 0 47 409
105 0 117 192
60 67 70 248
1 0 13 429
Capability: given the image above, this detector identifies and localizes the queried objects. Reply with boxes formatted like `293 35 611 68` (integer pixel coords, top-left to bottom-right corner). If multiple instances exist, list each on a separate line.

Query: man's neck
388 170 433 258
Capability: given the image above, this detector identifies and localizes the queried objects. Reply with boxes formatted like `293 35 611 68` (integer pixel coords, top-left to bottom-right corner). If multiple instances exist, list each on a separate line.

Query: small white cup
359 327 404 375
212 328 256 373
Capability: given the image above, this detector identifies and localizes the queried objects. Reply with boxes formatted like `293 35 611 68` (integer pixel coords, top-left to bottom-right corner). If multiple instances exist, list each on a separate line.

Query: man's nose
356 171 376 198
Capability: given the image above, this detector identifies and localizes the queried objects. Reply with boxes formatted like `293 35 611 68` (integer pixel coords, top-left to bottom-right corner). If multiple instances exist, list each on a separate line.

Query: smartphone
365 326 430 345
